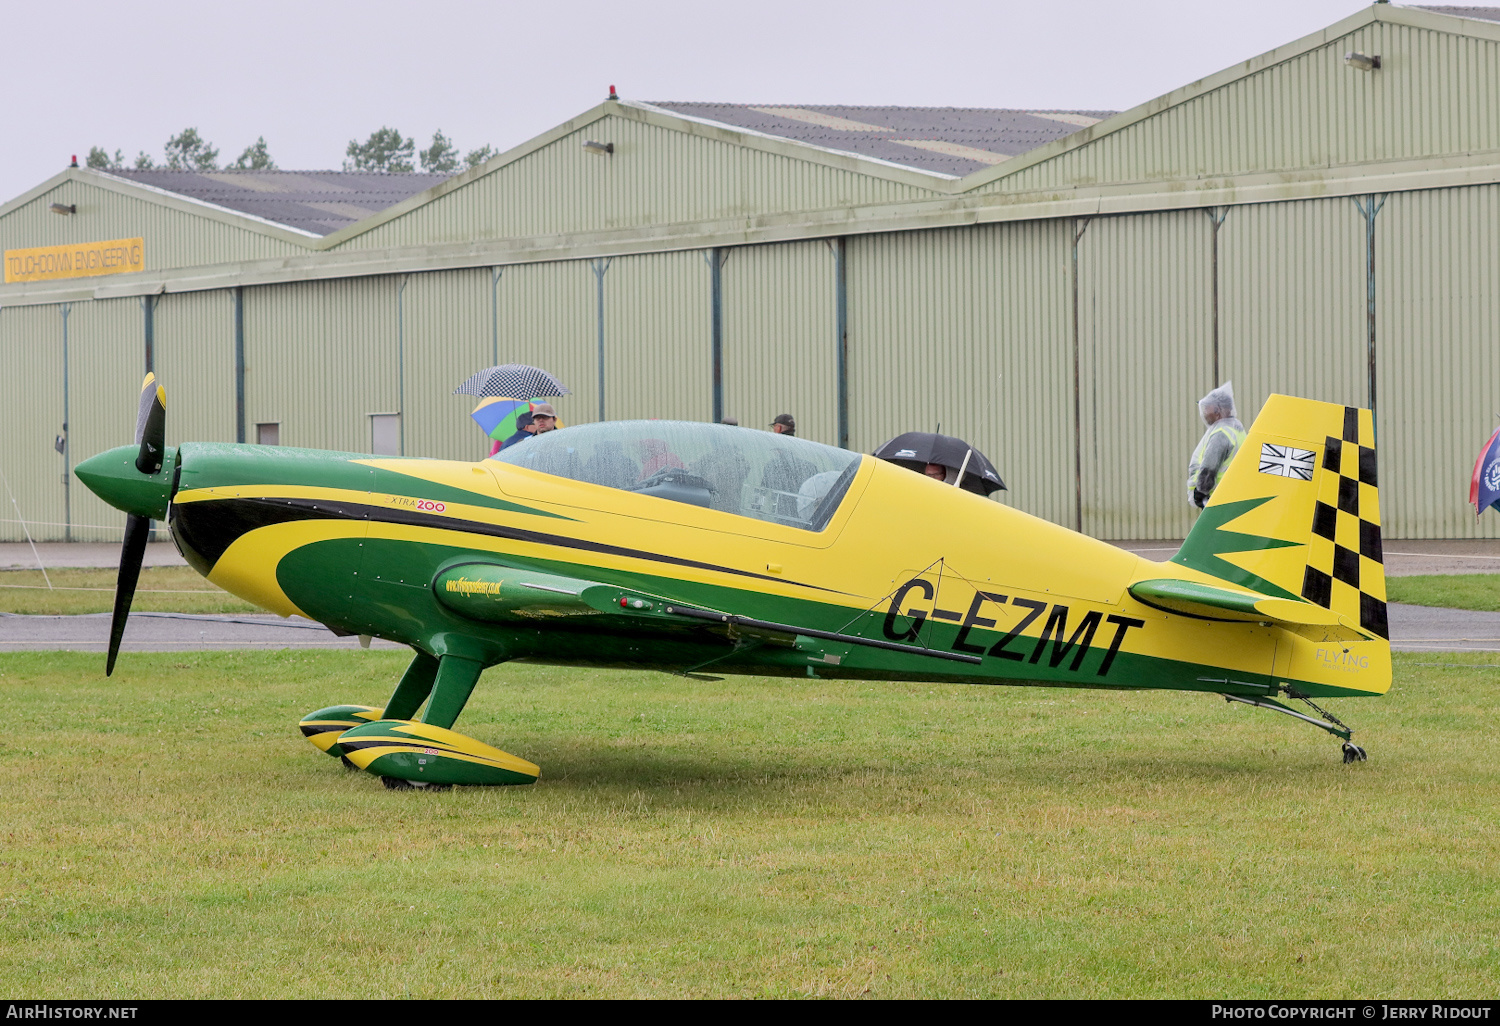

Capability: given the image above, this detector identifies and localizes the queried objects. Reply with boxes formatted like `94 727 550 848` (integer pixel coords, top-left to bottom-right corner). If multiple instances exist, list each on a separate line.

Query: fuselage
161 438 1388 700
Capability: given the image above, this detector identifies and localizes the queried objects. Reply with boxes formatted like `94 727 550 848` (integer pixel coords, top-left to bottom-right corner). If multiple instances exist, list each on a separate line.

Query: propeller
107 511 150 675
105 374 170 674
135 373 166 475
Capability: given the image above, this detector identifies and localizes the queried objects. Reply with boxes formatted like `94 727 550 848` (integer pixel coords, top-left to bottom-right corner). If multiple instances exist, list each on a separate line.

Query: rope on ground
0 465 50 589
0 517 127 532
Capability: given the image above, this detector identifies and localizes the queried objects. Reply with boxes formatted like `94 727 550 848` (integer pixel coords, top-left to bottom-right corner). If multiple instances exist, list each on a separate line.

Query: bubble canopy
489 420 863 531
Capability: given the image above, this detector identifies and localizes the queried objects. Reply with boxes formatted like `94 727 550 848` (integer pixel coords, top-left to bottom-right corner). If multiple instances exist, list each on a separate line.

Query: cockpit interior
489 421 862 532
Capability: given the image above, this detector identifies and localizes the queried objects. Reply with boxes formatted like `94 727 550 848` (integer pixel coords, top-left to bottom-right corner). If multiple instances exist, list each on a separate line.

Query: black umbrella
872 432 1006 495
454 364 571 399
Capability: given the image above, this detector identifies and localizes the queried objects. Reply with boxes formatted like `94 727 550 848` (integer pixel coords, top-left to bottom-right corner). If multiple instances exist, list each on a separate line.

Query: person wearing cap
490 401 559 456
763 414 815 518
1186 382 1246 509
530 402 558 434
492 411 536 454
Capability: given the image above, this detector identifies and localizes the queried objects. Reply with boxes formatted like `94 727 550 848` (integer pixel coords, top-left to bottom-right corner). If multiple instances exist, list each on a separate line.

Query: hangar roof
104 169 451 236
642 103 1118 178
1414 6 1500 21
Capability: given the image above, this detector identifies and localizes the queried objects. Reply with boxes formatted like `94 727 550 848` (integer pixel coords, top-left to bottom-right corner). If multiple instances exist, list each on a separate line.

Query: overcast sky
3 0 1375 202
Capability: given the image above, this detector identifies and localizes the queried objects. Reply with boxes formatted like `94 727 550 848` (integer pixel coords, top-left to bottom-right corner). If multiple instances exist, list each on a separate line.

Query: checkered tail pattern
1300 407 1388 639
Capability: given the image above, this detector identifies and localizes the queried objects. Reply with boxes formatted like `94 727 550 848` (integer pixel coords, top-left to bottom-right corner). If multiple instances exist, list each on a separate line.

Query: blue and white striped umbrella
454 364 571 399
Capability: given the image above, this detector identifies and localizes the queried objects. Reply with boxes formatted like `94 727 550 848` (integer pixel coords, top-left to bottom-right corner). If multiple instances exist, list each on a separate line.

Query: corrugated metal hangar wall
2 4 1498 545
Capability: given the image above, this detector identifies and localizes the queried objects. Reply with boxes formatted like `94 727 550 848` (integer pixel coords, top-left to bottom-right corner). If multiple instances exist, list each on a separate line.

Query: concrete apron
6 539 1500 575
1112 539 1500 578
1 542 186 569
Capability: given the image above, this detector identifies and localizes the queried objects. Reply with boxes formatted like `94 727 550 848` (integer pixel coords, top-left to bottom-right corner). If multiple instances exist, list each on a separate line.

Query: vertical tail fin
1172 395 1387 640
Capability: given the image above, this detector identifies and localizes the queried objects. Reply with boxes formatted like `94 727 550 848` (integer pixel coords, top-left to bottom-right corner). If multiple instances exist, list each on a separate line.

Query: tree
419 130 460 173
85 147 125 170
345 127 414 173
230 137 277 170
464 145 497 169
163 128 219 170
133 151 156 170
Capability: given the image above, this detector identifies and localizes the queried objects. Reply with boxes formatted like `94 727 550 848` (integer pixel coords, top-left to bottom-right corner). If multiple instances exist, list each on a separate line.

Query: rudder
1172 395 1387 641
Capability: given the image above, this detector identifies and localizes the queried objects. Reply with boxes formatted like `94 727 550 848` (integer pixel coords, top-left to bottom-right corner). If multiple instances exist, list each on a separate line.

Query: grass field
1387 575 1500 613
1 650 1496 998
0 567 254 615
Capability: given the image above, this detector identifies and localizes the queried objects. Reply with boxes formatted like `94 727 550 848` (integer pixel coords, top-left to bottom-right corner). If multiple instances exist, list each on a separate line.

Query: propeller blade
106 513 150 676
134 373 166 475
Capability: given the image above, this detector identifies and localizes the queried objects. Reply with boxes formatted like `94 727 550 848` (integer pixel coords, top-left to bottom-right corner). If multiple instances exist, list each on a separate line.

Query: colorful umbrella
471 398 564 442
471 397 532 441
1470 424 1500 517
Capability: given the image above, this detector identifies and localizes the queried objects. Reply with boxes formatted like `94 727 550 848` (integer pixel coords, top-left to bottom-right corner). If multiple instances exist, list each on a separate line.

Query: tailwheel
1220 690 1369 764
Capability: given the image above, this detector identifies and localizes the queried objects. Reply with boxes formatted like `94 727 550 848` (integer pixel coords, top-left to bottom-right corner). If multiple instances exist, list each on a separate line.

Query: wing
433 559 980 665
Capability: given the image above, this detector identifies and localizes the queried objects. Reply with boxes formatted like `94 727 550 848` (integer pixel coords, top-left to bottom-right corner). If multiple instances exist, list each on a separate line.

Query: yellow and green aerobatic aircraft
76 376 1389 789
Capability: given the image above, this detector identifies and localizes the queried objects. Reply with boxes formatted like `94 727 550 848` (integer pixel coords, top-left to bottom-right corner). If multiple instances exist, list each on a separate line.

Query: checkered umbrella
454 364 571 399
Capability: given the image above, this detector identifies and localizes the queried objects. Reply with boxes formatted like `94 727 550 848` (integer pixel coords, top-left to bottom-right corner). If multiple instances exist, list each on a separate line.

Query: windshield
490 420 863 532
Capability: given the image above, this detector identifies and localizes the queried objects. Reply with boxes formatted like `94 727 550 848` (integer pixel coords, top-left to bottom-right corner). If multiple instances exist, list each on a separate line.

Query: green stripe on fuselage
369 464 573 520
176 443 570 520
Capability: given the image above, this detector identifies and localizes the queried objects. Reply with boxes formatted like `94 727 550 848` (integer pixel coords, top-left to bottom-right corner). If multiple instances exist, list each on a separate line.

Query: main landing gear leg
385 651 440 720
1219 691 1366 763
421 655 484 731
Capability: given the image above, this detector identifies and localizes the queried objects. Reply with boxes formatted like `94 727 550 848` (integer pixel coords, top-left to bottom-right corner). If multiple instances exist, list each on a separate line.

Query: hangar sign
4 237 144 283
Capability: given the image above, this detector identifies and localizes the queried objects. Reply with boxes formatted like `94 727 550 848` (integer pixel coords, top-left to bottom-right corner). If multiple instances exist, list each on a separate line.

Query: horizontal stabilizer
1130 578 1345 628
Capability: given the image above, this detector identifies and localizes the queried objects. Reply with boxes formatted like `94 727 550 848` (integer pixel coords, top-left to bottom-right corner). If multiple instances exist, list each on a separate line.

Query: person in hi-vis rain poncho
1187 382 1247 509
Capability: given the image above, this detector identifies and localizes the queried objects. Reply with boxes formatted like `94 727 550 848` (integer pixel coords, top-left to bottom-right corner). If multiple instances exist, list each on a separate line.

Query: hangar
2 3 1498 543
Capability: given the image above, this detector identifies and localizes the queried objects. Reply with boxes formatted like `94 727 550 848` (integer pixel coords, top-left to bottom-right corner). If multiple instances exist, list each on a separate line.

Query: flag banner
1471 425 1500 516
1258 443 1316 480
